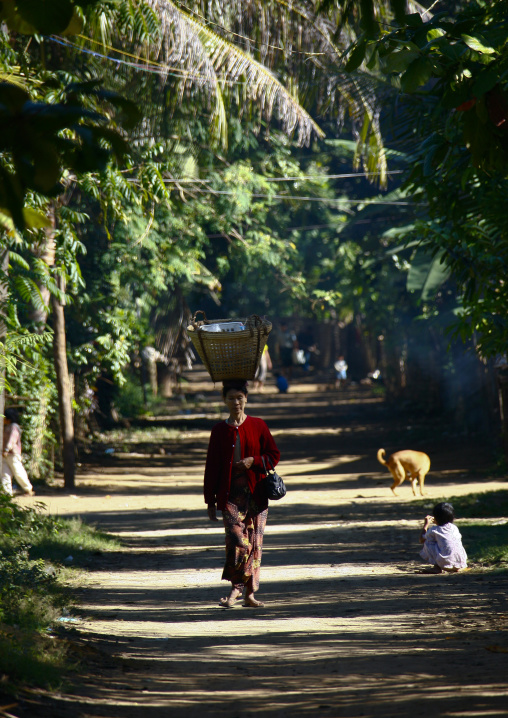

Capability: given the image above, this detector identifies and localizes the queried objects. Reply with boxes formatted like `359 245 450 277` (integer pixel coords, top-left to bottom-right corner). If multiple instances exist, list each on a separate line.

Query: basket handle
190 312 215 381
191 310 208 329
192 310 208 323
246 314 262 337
245 315 265 360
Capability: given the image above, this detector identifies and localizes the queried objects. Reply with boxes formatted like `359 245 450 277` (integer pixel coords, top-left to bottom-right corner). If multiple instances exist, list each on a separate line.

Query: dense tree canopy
2 0 508 476
342 0 508 356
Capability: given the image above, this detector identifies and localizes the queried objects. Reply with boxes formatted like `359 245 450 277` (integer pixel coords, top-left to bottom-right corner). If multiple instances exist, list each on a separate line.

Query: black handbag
261 456 287 501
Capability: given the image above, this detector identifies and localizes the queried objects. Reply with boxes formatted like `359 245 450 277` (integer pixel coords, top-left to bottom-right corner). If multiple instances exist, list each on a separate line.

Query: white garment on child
420 523 467 570
1 454 33 495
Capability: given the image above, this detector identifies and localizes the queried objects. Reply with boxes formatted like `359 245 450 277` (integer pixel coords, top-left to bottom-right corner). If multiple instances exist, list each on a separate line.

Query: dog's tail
377 448 388 467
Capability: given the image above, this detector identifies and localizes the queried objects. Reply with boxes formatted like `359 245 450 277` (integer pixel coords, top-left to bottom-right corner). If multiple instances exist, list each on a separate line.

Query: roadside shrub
6 345 58 482
0 493 118 562
0 493 118 689
0 629 67 687
0 495 61 546
0 547 61 629
115 376 145 417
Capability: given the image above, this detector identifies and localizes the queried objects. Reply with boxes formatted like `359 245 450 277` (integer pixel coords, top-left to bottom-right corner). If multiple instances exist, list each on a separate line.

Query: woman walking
204 380 280 608
2 408 34 497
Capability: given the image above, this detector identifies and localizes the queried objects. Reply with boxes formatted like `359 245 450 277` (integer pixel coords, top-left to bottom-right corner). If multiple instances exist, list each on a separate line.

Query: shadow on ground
18 384 508 718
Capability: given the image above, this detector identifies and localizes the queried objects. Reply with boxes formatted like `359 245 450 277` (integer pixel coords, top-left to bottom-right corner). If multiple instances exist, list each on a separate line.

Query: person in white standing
2 408 34 496
334 355 348 389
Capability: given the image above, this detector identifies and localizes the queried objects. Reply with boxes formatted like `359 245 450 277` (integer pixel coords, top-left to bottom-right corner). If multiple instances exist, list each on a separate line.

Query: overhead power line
198 189 415 205
177 1 328 58
128 179 411 205
50 35 250 85
145 171 404 184
262 171 404 181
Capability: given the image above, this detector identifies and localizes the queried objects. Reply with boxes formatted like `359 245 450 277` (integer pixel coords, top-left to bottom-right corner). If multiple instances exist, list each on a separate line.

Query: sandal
242 596 265 608
219 596 239 608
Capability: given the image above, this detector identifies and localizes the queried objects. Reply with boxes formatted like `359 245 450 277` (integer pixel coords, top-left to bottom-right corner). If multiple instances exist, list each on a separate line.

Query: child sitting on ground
419 502 467 573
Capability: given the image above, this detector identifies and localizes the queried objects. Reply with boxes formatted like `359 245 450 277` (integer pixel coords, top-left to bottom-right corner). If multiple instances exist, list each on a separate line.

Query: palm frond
7 251 30 271
3 331 52 350
145 0 324 145
0 331 53 391
196 1 388 177
11 275 45 308
0 66 28 88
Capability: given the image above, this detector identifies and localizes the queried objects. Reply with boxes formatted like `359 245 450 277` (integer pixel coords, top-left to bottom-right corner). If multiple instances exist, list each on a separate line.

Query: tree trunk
29 206 56 326
0 247 9 452
315 321 333 371
348 316 371 382
497 370 508 461
157 363 174 398
52 291 75 489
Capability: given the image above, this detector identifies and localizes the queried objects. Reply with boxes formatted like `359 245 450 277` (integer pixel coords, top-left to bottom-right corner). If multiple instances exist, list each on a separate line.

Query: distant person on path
334 355 348 389
278 321 298 379
418 502 467 573
297 325 315 372
253 345 272 392
204 380 280 608
1 408 34 496
274 372 289 393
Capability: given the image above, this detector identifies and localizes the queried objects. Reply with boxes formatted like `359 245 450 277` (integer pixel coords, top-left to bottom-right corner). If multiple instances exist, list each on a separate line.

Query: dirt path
19 384 508 717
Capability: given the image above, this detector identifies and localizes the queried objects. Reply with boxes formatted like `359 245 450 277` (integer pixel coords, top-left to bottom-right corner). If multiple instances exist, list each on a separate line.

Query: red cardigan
204 415 280 511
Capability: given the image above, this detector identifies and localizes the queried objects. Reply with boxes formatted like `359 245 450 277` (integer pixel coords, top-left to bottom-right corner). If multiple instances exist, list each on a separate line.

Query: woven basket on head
187 311 272 382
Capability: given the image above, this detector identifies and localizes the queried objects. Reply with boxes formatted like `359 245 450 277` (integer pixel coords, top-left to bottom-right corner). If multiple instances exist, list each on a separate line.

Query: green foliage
0 0 96 36
0 547 61 628
96 424 182 449
114 379 146 417
0 626 68 688
66 128 348 396
0 0 503 451
371 2 508 173
0 491 120 571
431 490 508 520
0 494 63 548
461 523 508 567
2 331 58 480
406 250 450 301
28 515 120 563
0 492 117 688
0 493 119 562
0 496 68 682
340 1 508 357
0 78 133 230
0 330 53 391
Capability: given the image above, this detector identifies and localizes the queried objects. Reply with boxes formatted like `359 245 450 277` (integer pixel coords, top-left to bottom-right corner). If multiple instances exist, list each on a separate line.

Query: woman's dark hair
433 502 455 526
4 408 19 423
222 380 248 399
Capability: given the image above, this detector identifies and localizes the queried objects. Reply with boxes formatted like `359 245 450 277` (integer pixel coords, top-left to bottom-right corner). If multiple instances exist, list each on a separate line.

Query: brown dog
377 448 430 496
